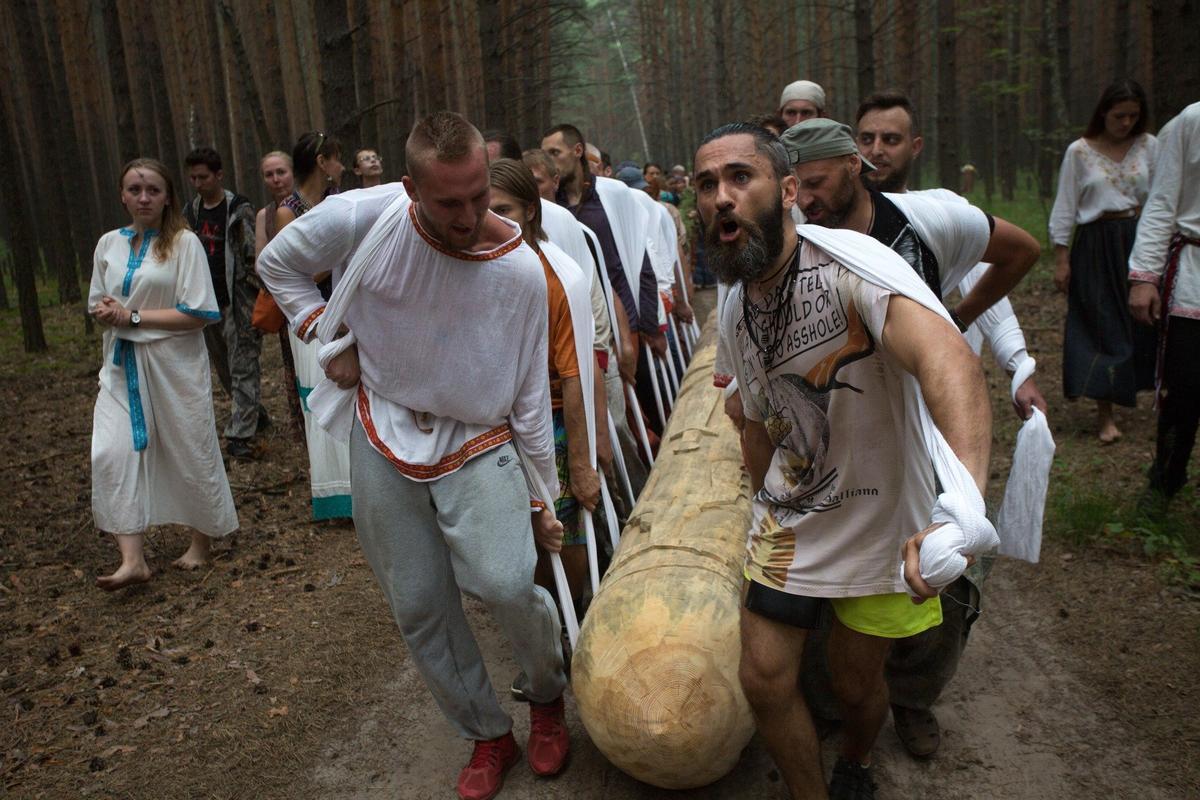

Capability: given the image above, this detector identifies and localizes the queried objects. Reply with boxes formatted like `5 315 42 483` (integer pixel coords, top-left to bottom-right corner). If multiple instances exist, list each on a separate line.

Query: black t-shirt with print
195 199 229 307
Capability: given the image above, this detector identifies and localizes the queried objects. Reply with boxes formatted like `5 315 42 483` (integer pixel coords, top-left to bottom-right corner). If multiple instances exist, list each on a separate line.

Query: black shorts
744 580 828 629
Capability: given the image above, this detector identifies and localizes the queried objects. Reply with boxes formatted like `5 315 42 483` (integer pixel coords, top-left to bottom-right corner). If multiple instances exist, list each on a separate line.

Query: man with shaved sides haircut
695 122 994 799
259 111 570 800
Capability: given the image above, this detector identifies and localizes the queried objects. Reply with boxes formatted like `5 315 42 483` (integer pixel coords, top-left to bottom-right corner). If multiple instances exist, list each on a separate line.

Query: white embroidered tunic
88 229 238 536
1129 103 1200 319
257 185 557 495
1049 134 1158 246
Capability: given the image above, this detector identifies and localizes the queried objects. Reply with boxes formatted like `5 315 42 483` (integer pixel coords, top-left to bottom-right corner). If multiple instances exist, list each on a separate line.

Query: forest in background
0 0 1196 352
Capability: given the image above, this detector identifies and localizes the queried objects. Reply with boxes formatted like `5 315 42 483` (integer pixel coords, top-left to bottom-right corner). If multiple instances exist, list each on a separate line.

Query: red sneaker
457 732 519 800
527 695 569 776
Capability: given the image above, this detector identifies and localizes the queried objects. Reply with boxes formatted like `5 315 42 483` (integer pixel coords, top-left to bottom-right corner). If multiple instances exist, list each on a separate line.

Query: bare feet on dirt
95 560 152 591
1098 421 1123 444
172 534 212 570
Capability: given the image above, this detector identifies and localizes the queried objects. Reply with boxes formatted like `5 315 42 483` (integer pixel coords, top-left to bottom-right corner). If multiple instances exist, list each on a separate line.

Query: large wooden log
572 333 754 790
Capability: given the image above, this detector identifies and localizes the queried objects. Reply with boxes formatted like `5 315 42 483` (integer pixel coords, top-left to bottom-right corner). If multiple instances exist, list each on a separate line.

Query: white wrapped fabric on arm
794 225 1001 595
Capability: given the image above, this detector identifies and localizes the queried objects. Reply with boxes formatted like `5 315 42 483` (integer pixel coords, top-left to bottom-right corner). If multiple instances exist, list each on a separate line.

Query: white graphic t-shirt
724 239 935 598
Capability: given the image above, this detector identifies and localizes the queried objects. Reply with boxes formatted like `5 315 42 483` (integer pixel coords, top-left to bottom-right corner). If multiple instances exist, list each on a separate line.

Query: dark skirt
1063 217 1158 406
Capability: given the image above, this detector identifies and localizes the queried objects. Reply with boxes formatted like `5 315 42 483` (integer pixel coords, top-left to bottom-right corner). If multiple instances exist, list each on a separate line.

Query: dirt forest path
2 287 1197 799
310 559 1191 800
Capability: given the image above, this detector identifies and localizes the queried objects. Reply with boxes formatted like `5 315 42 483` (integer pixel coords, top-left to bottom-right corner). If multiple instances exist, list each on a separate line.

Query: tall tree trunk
1055 0 1072 124
39 0 97 288
854 0 876 102
10 0 81 303
1000 0 1019 201
472 0 501 131
1151 0 1200 125
1113 0 1131 77
0 98 46 352
316 0 358 150
936 0 959 189
711 0 734 122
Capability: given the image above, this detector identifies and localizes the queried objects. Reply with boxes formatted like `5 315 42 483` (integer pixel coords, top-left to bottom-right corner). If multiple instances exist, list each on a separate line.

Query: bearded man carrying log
693 122 997 799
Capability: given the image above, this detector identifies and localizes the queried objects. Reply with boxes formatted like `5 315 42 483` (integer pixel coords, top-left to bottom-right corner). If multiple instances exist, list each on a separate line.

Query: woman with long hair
89 158 238 589
275 132 352 521
1051 79 1158 442
488 158 604 609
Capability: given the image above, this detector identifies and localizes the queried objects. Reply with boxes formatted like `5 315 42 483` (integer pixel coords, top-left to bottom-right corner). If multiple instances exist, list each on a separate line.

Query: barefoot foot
1098 422 1122 444
171 549 209 571
96 561 152 591
172 533 212 571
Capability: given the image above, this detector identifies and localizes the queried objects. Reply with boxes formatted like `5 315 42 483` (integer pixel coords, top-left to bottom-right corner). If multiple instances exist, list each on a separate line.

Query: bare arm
561 375 600 512
613 293 638 384
592 359 614 476
254 208 268 259
742 418 774 494
882 295 991 492
954 217 1041 327
91 298 207 331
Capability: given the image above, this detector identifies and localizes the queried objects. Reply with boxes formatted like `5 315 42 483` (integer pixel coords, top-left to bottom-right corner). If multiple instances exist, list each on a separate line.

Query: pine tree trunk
854 0 876 102
1151 0 1199 124
936 0 959 189
316 0 359 149
0 99 46 352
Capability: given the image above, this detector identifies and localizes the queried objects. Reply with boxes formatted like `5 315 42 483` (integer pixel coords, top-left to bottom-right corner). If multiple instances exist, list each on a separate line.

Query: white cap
778 80 826 112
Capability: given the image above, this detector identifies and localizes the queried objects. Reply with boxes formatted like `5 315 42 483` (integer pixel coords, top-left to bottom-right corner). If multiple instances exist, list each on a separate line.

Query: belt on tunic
112 338 148 451
1154 233 1200 408
1097 208 1140 221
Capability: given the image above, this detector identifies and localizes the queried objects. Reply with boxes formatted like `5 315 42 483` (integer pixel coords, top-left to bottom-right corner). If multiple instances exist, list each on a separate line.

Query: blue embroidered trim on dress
112 338 148 452
118 228 157 297
176 303 221 320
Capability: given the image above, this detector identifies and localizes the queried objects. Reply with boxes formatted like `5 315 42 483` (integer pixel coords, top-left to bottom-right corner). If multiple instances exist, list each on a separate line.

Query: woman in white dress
89 158 239 590
274 132 353 520
1051 80 1158 442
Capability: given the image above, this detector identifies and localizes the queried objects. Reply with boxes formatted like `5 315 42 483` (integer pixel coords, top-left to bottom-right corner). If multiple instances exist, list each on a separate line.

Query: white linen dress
89 227 238 536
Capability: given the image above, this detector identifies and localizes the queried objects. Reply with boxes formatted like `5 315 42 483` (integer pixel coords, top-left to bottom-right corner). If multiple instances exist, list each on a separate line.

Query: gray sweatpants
350 423 567 740
203 274 263 440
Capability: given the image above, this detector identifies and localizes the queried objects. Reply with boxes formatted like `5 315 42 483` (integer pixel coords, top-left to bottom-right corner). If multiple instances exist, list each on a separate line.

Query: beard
703 194 786 285
863 161 910 193
803 171 857 228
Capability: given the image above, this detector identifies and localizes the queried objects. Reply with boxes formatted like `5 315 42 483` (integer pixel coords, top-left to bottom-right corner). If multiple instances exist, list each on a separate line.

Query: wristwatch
129 310 141 328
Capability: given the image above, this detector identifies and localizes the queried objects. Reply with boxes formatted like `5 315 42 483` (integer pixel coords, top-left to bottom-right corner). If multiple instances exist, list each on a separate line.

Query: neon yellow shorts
830 591 943 639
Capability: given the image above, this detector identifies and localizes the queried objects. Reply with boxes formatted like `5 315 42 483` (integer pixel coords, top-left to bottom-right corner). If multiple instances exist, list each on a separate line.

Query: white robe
88 229 238 536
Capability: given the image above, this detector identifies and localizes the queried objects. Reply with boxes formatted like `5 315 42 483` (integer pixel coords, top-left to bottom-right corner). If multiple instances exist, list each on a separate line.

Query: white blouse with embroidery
1049 134 1158 247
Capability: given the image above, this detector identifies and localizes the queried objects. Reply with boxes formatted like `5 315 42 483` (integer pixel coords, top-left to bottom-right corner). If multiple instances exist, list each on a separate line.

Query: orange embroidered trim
296 305 326 340
407 205 523 262
357 386 512 479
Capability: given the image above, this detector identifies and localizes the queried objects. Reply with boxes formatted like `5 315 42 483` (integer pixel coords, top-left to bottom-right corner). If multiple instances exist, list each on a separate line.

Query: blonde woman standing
89 158 237 590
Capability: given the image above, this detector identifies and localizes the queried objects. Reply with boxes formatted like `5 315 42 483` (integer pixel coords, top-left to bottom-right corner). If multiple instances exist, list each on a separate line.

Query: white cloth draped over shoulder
542 200 614 356
794 224 1001 593
88 228 238 536
256 183 558 504
541 241 597 462
593 176 652 305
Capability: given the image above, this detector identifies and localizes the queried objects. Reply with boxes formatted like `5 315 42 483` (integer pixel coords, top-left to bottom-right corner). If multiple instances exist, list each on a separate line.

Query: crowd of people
82 68 1197 800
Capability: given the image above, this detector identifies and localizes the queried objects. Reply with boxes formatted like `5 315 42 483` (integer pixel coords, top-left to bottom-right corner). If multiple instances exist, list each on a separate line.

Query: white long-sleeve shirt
257 184 558 497
1128 102 1200 319
1049 134 1157 247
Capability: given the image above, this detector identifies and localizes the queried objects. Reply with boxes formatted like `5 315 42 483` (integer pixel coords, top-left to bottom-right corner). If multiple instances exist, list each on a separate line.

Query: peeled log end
573 617 754 789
